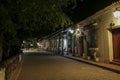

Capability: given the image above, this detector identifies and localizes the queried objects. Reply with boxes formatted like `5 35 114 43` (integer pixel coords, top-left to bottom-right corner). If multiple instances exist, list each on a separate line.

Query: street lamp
68 28 74 34
113 10 120 19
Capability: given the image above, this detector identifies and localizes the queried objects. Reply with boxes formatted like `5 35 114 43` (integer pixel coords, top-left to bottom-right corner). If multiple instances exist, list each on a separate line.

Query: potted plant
95 57 99 62
87 56 91 60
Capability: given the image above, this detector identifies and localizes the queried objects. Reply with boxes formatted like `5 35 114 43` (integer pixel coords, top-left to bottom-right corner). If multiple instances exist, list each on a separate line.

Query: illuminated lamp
113 10 120 19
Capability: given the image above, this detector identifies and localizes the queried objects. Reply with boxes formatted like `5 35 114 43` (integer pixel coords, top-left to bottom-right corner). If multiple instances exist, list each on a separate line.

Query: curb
64 55 120 74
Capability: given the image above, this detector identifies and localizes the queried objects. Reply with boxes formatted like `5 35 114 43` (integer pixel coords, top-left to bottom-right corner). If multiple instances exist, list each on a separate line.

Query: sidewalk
10 61 23 80
64 55 120 73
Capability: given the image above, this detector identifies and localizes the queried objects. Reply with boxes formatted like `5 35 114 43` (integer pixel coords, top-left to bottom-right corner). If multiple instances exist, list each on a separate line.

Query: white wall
0 68 5 80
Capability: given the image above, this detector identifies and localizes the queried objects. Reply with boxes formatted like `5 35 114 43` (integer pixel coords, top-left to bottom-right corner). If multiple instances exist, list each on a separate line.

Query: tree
0 0 83 61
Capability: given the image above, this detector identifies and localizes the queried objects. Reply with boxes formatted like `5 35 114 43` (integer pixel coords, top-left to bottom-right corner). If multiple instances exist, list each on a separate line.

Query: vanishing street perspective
17 52 120 80
0 0 120 80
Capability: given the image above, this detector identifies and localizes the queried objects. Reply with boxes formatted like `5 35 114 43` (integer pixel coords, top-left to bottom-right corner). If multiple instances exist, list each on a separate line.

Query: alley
17 52 120 80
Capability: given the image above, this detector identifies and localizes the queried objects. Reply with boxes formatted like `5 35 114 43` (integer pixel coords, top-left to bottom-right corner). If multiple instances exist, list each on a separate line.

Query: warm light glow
23 41 26 43
68 28 74 34
76 28 81 38
30 44 33 46
113 10 120 19
37 42 40 46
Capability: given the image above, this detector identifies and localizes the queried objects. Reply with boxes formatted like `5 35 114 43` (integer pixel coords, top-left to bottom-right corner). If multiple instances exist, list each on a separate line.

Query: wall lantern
113 8 120 19
68 28 74 34
76 28 80 37
75 28 83 39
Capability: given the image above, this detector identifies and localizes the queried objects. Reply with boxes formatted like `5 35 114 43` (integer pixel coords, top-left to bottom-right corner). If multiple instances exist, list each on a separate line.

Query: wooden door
79 37 84 56
112 31 120 62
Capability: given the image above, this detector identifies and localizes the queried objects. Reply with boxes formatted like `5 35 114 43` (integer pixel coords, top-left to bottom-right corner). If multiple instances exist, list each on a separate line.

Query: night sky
43 0 119 37
65 0 119 22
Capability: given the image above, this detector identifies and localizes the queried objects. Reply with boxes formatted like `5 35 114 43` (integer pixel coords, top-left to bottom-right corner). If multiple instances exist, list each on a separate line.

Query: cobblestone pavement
17 53 120 80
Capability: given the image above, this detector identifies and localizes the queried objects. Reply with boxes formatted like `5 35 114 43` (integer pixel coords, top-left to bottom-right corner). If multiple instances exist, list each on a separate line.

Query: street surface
17 52 120 80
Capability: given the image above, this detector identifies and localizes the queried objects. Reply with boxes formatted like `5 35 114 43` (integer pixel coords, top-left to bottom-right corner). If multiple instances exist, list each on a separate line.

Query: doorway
112 31 120 62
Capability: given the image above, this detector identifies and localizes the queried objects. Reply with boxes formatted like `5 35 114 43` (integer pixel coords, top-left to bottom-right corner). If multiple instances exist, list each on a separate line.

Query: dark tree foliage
0 0 83 60
63 0 119 22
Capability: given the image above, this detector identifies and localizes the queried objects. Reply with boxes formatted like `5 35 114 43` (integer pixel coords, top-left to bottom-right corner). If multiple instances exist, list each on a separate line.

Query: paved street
17 52 120 80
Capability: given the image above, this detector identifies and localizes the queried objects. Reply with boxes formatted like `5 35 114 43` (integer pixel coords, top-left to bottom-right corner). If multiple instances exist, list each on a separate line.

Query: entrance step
110 61 120 66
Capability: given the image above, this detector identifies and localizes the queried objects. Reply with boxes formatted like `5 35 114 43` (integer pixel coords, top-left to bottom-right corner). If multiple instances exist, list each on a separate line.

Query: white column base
0 68 5 80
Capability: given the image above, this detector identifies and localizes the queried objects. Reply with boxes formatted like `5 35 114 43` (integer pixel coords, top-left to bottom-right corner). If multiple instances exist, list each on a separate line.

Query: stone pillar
77 38 80 56
58 34 61 54
61 36 64 55
0 68 5 80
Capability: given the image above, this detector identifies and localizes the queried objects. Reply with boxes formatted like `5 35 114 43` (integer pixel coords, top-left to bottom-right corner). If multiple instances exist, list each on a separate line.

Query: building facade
75 1 120 63
43 1 120 64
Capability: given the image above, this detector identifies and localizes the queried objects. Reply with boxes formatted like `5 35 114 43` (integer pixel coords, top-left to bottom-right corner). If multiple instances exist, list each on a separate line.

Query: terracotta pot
95 57 99 62
87 56 91 60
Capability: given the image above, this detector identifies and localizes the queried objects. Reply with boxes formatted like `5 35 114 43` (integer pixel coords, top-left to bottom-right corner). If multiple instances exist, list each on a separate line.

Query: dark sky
45 0 119 36
65 0 119 22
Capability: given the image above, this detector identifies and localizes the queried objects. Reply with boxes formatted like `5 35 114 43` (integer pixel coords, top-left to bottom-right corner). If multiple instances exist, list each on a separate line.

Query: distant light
23 41 26 43
37 43 40 46
68 28 74 34
76 28 81 38
113 10 120 19
30 44 33 46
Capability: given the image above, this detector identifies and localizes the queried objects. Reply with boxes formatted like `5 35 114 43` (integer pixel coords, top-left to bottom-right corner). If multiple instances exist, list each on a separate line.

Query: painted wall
77 1 120 63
